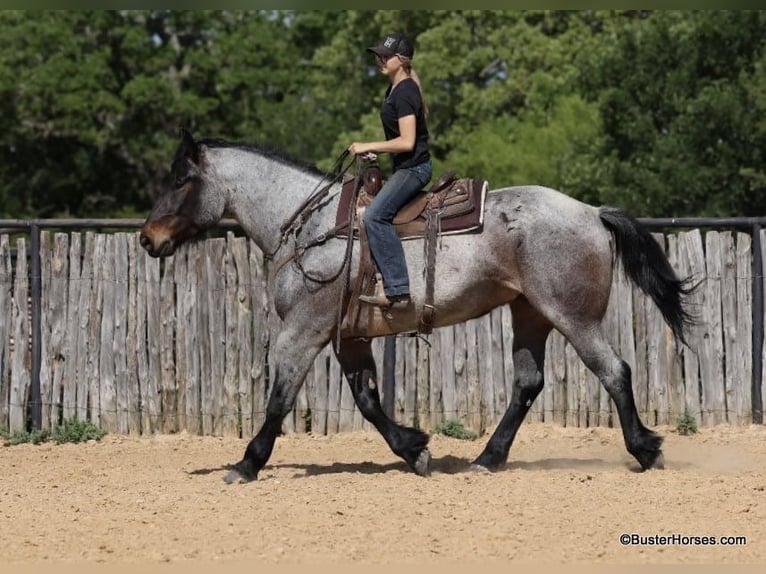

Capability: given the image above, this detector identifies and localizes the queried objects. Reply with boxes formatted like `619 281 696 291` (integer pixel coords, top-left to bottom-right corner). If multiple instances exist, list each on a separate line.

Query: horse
140 129 694 483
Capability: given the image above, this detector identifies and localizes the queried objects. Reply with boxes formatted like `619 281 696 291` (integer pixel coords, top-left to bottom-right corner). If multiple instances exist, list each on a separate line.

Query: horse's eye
174 176 187 189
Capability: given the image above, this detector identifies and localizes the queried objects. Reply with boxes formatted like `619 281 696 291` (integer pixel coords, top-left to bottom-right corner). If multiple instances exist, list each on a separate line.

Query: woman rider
349 33 432 307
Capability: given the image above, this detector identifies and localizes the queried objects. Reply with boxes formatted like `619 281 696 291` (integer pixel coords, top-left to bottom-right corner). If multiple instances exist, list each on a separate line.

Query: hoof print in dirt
467 463 492 474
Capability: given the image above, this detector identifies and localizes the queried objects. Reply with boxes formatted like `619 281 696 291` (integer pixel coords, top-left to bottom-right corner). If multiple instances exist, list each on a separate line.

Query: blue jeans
364 161 432 297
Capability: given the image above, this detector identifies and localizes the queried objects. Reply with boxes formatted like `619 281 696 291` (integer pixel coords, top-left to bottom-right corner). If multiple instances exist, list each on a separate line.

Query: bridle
266 151 368 348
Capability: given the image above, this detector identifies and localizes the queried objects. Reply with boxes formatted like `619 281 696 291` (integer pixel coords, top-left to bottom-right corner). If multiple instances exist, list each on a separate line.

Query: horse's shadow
185 457 461 478
187 455 624 479
187 465 233 476
508 457 638 472
278 455 467 478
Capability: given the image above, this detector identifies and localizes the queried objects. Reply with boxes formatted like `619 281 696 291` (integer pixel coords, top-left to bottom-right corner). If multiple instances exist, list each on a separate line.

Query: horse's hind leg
566 328 663 470
472 298 551 471
334 338 431 476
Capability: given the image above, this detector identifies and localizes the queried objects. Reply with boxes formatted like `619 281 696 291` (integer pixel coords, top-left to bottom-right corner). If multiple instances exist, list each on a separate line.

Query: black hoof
630 431 664 471
396 428 431 476
223 460 258 484
412 448 432 477
470 449 507 472
634 448 664 471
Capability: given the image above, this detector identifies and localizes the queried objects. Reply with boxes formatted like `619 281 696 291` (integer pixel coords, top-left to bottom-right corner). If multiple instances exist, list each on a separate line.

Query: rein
269 153 367 285
268 153 365 349
263 150 353 262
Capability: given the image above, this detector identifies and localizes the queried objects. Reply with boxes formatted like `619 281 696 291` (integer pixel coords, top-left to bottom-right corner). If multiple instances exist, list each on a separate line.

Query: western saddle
336 163 487 338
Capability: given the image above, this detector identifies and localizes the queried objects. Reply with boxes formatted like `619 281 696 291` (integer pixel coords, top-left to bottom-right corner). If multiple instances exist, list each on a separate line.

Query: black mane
198 138 324 177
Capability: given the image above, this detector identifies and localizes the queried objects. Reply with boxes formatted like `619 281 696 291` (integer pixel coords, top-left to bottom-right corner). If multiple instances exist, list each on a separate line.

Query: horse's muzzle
139 229 174 258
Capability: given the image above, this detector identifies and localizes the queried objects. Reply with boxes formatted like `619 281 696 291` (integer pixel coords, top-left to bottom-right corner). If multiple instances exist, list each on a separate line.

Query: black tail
599 207 696 346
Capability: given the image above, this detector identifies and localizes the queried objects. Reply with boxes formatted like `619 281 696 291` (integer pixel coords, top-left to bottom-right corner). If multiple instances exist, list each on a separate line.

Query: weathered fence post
753 223 763 424
30 223 42 431
382 335 396 419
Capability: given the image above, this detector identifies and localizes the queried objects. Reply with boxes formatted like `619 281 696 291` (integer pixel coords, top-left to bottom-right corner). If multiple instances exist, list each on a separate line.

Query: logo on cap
384 36 396 48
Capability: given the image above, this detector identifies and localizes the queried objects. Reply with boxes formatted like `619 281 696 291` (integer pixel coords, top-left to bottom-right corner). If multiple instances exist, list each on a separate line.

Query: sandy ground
1 423 765 567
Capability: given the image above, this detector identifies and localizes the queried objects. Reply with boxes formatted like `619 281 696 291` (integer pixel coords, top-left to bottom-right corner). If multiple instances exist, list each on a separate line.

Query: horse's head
140 129 226 257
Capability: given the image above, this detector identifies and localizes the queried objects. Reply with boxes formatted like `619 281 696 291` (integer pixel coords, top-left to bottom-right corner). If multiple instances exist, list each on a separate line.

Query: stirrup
358 292 392 307
358 292 411 307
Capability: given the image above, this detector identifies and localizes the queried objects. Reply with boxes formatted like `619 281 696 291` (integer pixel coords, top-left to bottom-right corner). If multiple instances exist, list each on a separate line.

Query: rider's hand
349 142 371 156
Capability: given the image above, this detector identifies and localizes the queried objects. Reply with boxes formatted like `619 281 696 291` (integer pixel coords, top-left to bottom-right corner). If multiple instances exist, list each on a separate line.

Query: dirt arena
2 423 765 567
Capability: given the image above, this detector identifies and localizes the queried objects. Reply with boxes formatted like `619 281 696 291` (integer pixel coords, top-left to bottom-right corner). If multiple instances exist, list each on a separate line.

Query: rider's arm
349 114 416 155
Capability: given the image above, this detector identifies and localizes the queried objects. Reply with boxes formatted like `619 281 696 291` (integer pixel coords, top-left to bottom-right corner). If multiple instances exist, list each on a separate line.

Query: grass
675 410 698 436
3 428 51 445
2 417 107 446
434 419 478 441
51 417 107 443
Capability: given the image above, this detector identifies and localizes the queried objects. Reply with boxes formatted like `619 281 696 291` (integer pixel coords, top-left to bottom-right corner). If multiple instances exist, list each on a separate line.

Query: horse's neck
219 150 333 255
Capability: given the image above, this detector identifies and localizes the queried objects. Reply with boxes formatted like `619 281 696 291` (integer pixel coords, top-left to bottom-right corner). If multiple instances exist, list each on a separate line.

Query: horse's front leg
224 326 325 484
334 338 431 476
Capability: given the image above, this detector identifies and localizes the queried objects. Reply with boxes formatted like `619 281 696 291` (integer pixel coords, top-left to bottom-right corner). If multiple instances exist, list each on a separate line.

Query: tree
0 11 318 217
3 10 766 219
574 11 766 216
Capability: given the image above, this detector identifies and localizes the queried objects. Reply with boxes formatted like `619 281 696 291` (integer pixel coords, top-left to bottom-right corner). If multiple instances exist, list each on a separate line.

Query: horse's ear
179 127 199 164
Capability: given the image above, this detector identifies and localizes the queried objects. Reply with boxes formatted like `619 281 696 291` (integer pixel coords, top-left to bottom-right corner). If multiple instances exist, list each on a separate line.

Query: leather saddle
335 164 488 339
335 166 487 239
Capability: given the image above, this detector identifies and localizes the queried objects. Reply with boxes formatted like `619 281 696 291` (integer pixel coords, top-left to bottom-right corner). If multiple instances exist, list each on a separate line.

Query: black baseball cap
366 33 414 59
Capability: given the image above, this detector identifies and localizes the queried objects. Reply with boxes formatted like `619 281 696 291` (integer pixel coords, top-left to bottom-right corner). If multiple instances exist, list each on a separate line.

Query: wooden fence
0 229 763 436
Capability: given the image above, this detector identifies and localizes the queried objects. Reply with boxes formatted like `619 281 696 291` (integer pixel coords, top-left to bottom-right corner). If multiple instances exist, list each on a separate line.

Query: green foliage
575 11 766 216
447 94 600 189
434 419 478 441
52 417 108 444
2 428 51 445
3 10 766 219
0 11 308 218
675 411 698 436
1 418 106 445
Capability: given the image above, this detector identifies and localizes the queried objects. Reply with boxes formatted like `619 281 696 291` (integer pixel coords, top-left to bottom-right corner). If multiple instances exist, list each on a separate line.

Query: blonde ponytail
400 58 429 120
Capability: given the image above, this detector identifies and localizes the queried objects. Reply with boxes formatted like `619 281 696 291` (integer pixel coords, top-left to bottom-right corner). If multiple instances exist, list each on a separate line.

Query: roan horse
140 130 693 483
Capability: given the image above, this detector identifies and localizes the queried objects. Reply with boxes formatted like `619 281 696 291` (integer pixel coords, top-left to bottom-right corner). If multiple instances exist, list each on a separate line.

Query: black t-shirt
380 78 430 170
